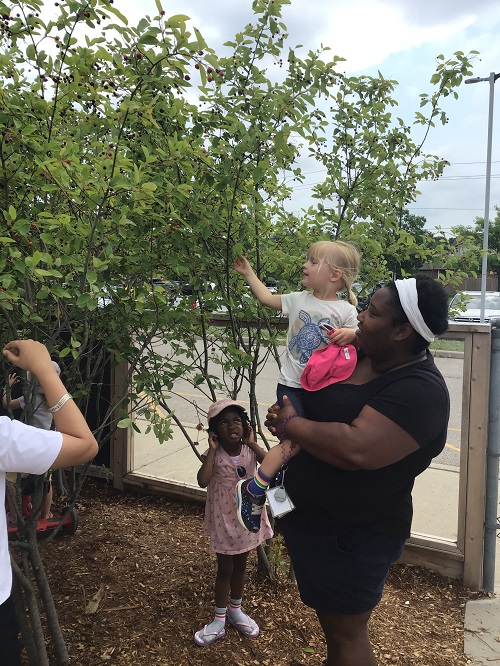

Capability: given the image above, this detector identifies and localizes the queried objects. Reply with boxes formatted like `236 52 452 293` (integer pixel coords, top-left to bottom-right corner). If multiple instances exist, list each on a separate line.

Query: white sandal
193 624 226 647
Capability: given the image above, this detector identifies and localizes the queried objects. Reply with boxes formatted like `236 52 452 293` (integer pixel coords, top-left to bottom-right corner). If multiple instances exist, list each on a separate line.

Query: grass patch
430 339 464 352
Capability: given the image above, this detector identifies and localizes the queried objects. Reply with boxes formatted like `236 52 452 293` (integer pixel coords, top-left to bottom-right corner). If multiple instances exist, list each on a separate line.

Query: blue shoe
236 479 265 533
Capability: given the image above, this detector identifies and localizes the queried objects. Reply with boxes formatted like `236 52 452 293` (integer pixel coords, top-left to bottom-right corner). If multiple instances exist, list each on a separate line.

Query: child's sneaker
236 479 265 533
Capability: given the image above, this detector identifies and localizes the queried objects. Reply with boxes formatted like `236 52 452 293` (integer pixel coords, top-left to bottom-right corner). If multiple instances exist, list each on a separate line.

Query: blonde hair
308 240 360 306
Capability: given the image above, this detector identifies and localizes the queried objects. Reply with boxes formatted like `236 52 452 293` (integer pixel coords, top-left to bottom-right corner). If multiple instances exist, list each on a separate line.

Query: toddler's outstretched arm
233 256 282 310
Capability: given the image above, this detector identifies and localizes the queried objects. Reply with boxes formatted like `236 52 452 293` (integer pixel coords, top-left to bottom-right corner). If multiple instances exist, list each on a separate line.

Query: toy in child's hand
319 323 335 333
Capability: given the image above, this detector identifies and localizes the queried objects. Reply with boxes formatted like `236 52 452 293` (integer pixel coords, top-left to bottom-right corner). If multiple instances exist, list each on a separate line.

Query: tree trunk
8 472 90 666
11 556 50 666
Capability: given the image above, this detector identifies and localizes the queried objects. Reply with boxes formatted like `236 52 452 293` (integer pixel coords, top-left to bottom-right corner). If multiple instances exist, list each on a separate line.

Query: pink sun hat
207 398 246 424
300 343 357 391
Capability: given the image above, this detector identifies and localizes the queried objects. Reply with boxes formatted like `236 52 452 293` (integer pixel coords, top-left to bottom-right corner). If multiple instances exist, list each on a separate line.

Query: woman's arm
3 340 98 468
265 396 420 471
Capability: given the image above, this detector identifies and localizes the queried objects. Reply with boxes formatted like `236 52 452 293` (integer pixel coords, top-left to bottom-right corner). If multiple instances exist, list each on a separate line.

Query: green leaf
166 14 190 24
106 5 128 25
76 293 92 307
138 34 159 45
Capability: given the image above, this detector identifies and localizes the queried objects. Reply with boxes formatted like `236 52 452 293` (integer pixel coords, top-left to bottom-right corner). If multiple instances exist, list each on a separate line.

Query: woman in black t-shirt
264 275 450 666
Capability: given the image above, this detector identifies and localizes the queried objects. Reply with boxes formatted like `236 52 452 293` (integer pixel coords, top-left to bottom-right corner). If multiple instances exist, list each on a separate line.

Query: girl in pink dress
194 399 273 647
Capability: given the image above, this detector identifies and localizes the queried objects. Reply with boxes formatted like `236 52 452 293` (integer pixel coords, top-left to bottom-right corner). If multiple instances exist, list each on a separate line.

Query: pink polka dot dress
203 444 273 554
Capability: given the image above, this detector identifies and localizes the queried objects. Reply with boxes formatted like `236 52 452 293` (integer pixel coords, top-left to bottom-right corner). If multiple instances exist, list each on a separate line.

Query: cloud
310 1 475 73
125 0 256 51
382 0 498 26
119 0 500 232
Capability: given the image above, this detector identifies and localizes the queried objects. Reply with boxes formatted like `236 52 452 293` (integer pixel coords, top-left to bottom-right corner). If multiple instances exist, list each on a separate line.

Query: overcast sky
125 0 500 234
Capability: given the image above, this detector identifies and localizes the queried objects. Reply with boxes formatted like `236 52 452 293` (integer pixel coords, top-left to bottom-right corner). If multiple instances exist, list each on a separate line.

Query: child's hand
208 432 219 450
8 373 19 388
329 327 357 346
233 256 252 277
242 425 257 450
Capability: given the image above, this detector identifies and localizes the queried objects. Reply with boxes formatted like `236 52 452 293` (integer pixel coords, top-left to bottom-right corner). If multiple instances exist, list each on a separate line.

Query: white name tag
265 486 295 518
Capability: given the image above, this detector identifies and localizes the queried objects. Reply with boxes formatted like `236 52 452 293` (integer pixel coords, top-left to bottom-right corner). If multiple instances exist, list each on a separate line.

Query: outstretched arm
233 256 282 310
3 340 98 468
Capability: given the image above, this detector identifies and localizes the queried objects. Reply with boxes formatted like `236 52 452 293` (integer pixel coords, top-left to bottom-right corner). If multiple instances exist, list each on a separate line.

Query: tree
383 209 440 278
451 206 500 289
299 57 479 292
0 0 480 662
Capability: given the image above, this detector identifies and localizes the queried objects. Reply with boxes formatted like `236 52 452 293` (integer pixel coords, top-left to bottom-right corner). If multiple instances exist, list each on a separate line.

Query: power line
408 207 488 211
287 174 500 192
295 160 500 178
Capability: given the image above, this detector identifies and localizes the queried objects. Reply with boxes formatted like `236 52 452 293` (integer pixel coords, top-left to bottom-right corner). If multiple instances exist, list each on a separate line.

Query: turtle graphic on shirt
288 311 331 364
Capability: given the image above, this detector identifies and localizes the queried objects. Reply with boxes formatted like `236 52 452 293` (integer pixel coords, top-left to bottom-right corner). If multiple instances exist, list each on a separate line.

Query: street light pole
465 72 500 322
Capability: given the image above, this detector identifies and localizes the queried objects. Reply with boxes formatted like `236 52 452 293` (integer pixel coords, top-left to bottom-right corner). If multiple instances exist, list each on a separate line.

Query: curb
431 350 464 359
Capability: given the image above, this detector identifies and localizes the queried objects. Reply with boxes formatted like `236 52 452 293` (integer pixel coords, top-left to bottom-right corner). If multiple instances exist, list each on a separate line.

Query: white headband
394 278 435 343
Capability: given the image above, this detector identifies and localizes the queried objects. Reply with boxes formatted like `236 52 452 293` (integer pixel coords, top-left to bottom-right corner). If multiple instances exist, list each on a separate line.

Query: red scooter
6 478 79 539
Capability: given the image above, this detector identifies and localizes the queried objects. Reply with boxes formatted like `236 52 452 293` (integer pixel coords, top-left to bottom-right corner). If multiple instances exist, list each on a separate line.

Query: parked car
449 291 500 323
151 279 181 295
352 281 371 312
178 281 215 296
264 280 279 293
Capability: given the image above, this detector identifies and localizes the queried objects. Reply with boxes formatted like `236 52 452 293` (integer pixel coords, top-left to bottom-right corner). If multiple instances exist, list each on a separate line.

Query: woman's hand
265 396 297 438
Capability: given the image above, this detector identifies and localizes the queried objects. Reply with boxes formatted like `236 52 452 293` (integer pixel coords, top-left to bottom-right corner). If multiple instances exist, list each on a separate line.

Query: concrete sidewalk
132 421 500 665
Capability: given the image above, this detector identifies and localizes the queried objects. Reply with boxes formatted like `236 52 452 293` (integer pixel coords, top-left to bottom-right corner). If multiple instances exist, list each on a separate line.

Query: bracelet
48 393 73 413
279 414 298 442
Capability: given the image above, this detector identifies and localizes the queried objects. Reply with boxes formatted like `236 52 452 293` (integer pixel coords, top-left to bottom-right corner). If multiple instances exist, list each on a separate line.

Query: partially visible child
3 361 61 521
194 399 273 647
233 240 361 531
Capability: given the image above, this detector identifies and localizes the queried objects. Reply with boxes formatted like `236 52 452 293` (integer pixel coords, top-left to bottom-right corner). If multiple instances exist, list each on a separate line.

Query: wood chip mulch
38 479 483 665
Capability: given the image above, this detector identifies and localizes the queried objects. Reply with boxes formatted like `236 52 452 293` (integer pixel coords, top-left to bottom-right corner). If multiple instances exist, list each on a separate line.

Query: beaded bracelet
48 393 73 413
279 413 298 442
